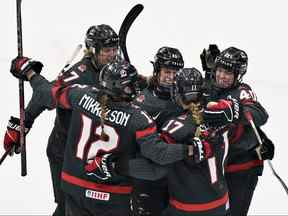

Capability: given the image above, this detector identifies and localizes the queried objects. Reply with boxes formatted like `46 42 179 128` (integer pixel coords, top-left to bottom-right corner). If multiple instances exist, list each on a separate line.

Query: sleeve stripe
51 81 62 108
51 80 71 109
58 87 71 109
136 126 157 139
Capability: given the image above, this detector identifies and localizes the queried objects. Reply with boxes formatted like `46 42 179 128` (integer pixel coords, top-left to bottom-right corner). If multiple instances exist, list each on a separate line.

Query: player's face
158 67 177 86
215 67 235 89
97 46 118 65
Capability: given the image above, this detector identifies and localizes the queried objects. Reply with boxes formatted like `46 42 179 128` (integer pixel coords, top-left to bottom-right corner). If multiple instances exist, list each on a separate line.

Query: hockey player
8 58 213 216
3 24 119 216
201 46 274 216
131 46 184 216
158 67 230 216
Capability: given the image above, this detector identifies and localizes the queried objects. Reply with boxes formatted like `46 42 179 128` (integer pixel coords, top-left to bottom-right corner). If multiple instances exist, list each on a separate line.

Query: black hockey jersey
28 74 191 205
133 88 182 130
160 112 230 216
206 83 268 175
25 56 101 161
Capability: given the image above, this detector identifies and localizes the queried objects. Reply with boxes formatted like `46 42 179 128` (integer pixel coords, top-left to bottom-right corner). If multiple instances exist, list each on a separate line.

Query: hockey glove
200 44 220 73
85 153 119 183
257 128 275 160
10 56 43 81
3 116 31 155
203 98 240 127
188 137 213 163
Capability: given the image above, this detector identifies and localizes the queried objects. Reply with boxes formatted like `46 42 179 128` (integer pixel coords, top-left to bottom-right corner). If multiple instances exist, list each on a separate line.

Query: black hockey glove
188 137 213 163
3 116 32 155
257 128 275 160
85 153 122 183
10 56 43 80
200 44 220 79
203 97 240 127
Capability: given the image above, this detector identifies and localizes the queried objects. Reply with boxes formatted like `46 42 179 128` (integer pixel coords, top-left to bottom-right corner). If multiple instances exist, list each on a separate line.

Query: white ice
1 0 287 215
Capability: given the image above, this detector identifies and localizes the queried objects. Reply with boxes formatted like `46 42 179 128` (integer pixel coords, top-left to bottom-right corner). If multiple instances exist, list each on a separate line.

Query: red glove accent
206 99 232 111
10 56 43 80
4 130 20 152
14 57 30 71
85 157 102 172
3 116 31 154
203 140 213 158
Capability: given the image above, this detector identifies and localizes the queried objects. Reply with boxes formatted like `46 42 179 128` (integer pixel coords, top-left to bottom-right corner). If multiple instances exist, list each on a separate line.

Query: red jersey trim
229 124 244 144
226 160 263 173
51 81 62 108
61 171 132 194
136 126 157 139
170 192 228 212
160 132 176 144
58 87 71 109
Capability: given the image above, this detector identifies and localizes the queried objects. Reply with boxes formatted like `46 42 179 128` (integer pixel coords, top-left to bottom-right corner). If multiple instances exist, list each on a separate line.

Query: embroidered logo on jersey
120 69 127 78
136 94 145 103
152 112 161 120
85 189 110 201
78 64 87 72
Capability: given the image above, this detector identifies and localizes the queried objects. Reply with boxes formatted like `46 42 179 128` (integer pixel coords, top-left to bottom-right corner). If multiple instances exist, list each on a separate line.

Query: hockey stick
16 0 27 176
244 111 288 195
1 45 82 167
57 44 83 77
0 146 14 166
119 4 144 63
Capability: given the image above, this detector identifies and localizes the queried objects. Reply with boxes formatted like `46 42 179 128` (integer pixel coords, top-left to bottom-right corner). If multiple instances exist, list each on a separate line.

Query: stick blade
119 4 144 62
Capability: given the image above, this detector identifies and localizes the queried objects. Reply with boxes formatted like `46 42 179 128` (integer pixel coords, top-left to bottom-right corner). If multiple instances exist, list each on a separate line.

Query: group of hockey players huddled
4 24 275 216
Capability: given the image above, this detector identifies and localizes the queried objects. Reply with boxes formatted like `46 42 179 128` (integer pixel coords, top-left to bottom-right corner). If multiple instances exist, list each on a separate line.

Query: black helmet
215 47 248 83
175 67 203 104
151 47 184 98
153 46 184 75
85 24 119 53
99 61 139 101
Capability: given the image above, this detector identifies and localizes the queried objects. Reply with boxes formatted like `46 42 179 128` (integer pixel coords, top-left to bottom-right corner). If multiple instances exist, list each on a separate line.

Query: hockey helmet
99 61 139 101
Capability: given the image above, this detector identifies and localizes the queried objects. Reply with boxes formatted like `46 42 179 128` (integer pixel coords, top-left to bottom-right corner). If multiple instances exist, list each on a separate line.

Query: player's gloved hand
85 153 119 182
10 56 43 80
203 97 240 127
200 44 220 73
3 116 31 155
187 137 213 163
257 128 275 160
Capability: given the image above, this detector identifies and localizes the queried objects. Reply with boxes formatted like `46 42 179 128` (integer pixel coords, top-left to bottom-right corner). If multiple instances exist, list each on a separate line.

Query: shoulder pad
239 83 257 102
239 82 252 91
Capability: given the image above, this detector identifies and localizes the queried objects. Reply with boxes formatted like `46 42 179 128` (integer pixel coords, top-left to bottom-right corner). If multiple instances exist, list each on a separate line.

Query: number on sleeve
60 71 80 83
240 89 257 101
